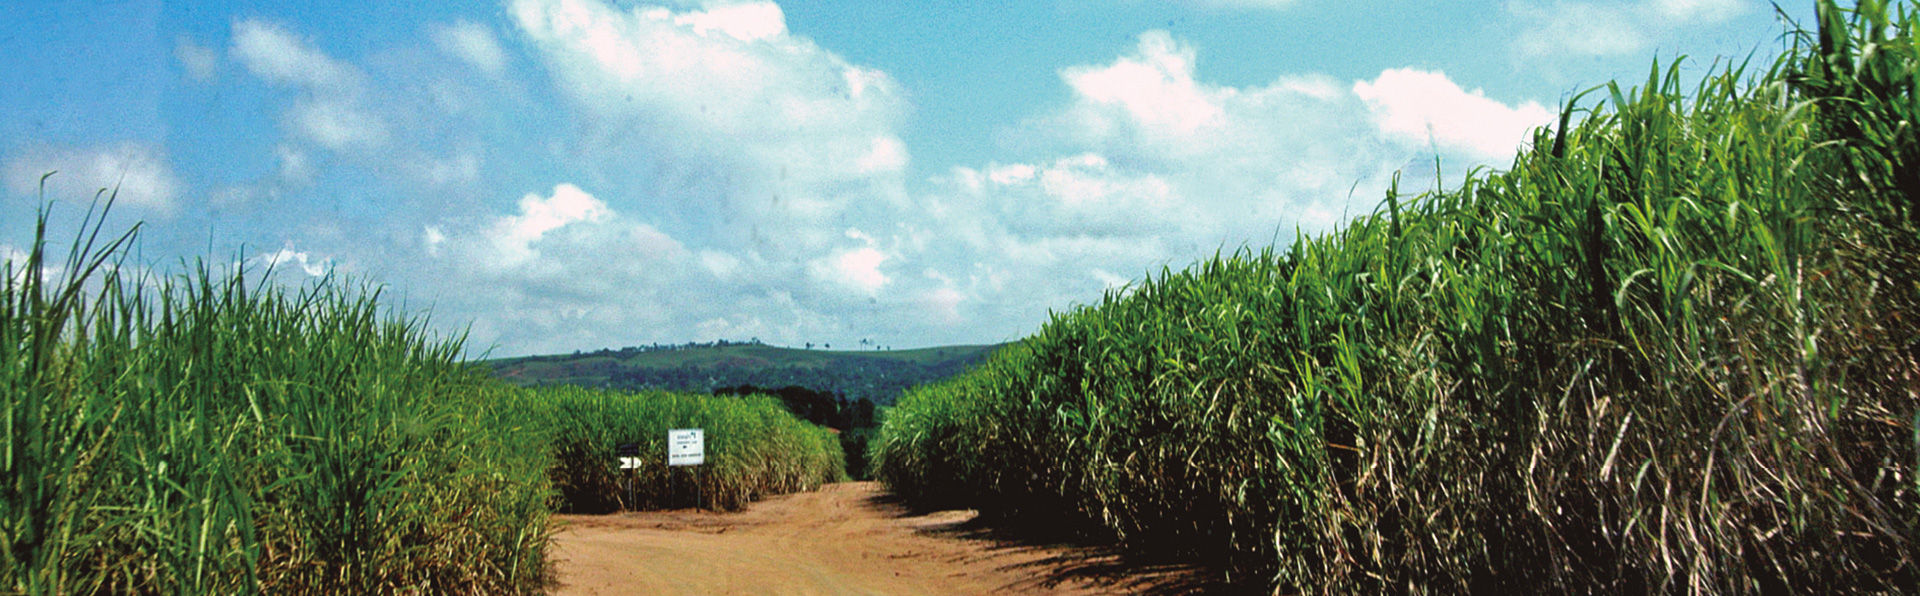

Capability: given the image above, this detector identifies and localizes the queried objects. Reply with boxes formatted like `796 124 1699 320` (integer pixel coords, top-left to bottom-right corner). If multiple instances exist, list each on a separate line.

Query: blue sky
2 0 1810 356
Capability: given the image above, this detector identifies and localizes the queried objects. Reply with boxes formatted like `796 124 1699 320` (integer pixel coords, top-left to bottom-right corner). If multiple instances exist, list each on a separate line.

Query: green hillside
484 342 1002 405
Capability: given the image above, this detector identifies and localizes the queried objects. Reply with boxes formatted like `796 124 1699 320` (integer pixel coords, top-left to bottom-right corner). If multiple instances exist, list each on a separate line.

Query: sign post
668 429 704 466
668 429 704 508
615 442 641 510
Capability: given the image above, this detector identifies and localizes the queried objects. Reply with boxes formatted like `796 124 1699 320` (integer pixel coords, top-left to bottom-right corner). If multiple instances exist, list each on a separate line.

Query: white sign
618 457 644 469
668 428 704 466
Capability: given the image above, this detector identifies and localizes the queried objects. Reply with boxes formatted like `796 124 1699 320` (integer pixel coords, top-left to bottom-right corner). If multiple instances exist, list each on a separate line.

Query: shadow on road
862 491 1260 595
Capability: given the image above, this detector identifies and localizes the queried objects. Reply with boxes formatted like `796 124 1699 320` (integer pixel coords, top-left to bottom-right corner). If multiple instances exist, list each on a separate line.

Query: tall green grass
2 194 553 595
873 1 1918 592
529 386 844 513
1 189 845 594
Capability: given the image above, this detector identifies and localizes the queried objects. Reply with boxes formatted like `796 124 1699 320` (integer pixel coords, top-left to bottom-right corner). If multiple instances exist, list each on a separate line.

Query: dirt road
547 482 1212 595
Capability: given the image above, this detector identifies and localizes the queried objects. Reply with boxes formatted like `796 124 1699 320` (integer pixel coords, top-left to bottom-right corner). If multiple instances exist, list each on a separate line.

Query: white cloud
671 2 787 41
0 243 61 286
483 183 615 268
290 100 387 150
232 20 358 90
1019 31 1544 242
886 30 1554 345
433 20 509 76
814 246 889 295
423 226 447 256
699 249 742 279
418 181 874 355
1030 153 1180 234
854 135 909 174
232 19 387 150
263 14 1553 356
253 244 331 277
1062 31 1223 138
176 38 220 82
987 164 1036 185
0 245 25 277
511 0 910 255
1354 68 1555 161
1090 268 1132 291
919 286 965 323
415 183 695 351
512 0 904 146
254 0 942 355
809 227 889 295
3 143 182 214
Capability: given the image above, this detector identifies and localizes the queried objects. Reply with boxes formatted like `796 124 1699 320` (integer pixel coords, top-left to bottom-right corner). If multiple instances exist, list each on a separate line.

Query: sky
1 0 1813 357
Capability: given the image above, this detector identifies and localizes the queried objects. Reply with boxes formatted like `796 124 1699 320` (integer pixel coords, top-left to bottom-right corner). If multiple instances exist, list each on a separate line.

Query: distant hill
482 342 1003 406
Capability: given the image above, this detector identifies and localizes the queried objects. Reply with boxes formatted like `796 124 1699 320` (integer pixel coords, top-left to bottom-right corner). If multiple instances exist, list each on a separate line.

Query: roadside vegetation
873 1 1918 592
533 385 843 512
1 195 842 594
712 384 882 479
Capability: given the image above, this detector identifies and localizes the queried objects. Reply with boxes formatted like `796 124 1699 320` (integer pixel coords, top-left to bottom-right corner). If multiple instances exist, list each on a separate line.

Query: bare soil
546 482 1224 595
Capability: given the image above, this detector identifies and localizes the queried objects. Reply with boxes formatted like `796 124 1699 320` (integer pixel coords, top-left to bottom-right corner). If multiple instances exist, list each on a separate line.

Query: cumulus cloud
511 0 911 254
814 246 889 295
672 1 787 41
181 7 1559 356
3 143 182 214
511 0 904 155
1354 68 1555 161
1062 31 1223 138
169 0 939 355
1020 32 1548 240
432 183 692 310
882 30 1554 342
478 183 616 268
416 182 872 354
809 228 891 295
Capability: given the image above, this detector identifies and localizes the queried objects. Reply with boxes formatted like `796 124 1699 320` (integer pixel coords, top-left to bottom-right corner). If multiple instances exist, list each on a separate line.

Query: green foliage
1 195 551 595
0 192 844 594
525 385 844 513
711 384 881 479
874 2 1920 592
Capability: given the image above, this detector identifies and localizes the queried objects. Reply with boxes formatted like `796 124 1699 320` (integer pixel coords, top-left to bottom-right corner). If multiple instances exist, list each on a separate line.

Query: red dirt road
547 482 1207 595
